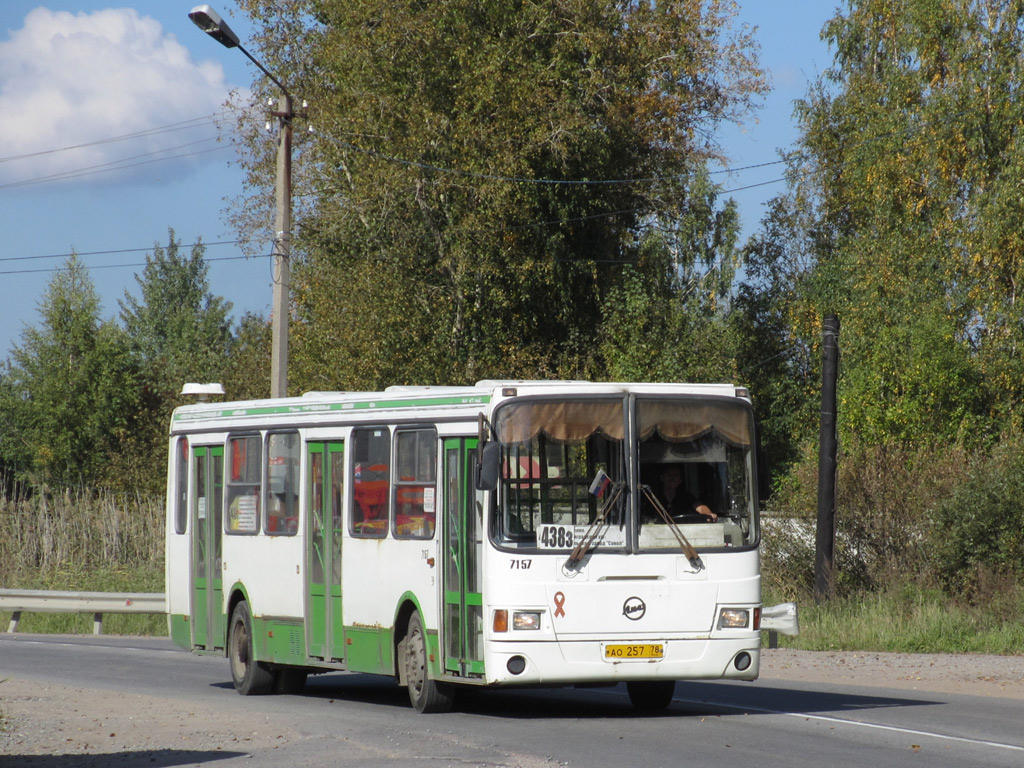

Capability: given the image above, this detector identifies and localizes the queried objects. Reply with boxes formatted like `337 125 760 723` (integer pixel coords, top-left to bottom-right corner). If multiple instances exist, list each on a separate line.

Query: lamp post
189 5 292 399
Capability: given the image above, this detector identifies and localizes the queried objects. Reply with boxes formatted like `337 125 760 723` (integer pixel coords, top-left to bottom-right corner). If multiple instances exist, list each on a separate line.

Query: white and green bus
166 380 768 712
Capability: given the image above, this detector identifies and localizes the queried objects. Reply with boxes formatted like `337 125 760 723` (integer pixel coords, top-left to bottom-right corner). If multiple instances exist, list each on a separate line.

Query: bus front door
191 445 225 651
306 441 345 661
442 438 484 678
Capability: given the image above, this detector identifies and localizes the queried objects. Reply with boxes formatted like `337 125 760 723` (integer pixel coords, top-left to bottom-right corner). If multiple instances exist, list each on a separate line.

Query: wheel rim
405 624 427 700
231 617 250 683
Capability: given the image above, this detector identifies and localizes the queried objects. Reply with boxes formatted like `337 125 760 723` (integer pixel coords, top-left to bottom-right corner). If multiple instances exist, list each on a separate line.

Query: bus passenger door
307 441 345 661
191 445 225 651
442 438 484 678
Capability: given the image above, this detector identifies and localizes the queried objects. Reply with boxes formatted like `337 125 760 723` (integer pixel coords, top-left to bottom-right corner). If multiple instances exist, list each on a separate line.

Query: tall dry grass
0 480 163 585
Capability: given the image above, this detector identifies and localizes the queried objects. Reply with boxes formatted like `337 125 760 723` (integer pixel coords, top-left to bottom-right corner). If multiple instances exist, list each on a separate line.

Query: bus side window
393 428 437 540
351 427 390 538
174 437 189 534
266 431 300 536
226 434 261 534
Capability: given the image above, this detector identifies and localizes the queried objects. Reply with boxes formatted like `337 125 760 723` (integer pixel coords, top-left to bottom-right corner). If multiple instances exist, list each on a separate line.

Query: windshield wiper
640 484 704 570
565 481 625 570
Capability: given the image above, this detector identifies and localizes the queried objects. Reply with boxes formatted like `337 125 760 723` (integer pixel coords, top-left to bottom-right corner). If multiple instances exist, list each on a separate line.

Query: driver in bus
647 465 717 522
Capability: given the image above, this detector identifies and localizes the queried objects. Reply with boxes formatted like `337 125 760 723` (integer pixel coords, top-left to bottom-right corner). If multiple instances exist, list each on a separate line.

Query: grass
765 583 1024 655
0 485 166 636
1 565 166 636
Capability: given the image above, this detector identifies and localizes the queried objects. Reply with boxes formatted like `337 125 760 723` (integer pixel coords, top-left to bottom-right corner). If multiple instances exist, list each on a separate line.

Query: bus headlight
513 611 541 631
718 608 750 629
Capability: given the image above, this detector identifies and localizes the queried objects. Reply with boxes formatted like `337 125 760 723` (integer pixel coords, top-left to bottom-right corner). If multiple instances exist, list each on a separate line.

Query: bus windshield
491 398 627 551
490 396 758 552
637 398 757 550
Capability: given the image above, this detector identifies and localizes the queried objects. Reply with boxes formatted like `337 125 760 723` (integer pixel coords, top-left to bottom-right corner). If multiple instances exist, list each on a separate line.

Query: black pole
815 314 840 603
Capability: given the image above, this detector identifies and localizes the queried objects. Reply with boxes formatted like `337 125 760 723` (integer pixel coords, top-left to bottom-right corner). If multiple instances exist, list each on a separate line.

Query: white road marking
674 694 1024 754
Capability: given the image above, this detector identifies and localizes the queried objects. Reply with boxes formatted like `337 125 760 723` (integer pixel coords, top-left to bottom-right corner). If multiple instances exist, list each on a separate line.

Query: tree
784 0 1023 447
221 312 272 401
230 0 767 390
119 231 234 400
599 171 744 383
116 232 235 492
730 196 817 485
0 256 137 487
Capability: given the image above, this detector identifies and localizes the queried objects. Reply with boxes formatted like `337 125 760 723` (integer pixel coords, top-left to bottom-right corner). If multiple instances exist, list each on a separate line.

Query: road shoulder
760 648 1024 699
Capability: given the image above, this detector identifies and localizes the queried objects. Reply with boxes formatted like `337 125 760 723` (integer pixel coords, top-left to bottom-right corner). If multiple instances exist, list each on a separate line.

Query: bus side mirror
476 441 500 491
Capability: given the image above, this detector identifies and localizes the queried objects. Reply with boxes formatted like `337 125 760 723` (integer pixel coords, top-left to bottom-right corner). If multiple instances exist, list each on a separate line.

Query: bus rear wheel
229 601 274 695
402 612 454 713
626 680 676 711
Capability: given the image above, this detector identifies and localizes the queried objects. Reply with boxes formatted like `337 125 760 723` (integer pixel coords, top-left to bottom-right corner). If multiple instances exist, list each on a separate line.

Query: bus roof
169 380 748 433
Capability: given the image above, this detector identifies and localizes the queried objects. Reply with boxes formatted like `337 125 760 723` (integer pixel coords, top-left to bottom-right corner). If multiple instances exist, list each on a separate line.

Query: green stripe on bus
172 395 490 422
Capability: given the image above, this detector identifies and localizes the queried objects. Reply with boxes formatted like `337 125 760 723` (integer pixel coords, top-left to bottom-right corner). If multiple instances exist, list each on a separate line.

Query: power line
0 110 243 165
0 137 228 189
0 239 245 264
0 253 270 277
0 107 257 189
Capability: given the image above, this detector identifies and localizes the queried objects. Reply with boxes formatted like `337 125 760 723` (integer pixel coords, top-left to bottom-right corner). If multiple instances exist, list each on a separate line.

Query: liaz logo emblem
622 596 646 621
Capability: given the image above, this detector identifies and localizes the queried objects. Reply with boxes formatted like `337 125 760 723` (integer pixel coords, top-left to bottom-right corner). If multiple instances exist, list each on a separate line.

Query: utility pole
815 314 840 603
189 5 294 398
270 92 293 399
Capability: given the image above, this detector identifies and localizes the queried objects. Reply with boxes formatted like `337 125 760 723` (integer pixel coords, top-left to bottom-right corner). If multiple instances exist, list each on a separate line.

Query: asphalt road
1 634 1022 768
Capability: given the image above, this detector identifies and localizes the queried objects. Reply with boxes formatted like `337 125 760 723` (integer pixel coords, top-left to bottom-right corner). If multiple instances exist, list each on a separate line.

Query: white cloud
0 7 240 186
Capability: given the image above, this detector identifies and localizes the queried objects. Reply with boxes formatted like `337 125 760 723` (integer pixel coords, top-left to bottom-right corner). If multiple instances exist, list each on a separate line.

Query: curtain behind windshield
493 399 625 549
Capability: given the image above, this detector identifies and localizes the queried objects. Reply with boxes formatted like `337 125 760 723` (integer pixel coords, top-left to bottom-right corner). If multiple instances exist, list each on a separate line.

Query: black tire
228 601 275 695
274 667 308 695
626 680 676 711
402 612 454 713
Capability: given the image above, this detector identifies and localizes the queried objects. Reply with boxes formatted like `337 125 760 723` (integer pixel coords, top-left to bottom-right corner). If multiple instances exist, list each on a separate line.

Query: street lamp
189 5 292 399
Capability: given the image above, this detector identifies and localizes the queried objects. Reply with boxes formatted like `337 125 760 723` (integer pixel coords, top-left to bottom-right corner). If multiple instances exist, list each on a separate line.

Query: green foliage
786 0 1024 447
113 232 236 493
930 436 1024 595
231 0 767 390
0 482 165 634
0 256 139 487
221 312 272 401
766 439 971 597
731 197 818 483
119 231 233 400
769 582 1024 654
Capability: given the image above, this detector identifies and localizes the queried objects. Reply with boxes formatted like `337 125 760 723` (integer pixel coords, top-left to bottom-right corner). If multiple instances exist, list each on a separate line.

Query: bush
765 439 972 599
929 437 1024 598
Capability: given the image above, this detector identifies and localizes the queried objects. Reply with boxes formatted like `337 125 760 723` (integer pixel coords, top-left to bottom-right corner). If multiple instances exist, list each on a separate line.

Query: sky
0 2 836 360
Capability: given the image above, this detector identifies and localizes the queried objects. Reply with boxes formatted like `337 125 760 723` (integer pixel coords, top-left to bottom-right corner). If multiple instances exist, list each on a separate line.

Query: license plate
604 643 664 659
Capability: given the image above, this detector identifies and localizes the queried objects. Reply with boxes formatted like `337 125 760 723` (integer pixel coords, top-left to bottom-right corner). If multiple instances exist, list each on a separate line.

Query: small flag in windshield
588 469 611 498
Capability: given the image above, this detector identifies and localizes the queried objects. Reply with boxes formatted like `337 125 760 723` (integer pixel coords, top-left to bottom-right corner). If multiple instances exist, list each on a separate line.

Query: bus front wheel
402 612 454 713
229 601 274 695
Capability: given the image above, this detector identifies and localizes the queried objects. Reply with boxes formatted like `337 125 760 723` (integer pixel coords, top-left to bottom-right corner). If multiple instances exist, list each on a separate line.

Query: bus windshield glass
491 398 626 552
637 398 757 550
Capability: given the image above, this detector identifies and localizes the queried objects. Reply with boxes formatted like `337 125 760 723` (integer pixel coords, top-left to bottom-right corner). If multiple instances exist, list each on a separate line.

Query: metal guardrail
0 589 166 635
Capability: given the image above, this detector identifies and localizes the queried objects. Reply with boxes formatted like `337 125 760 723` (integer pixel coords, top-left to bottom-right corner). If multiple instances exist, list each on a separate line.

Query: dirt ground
759 648 1024 699
2 649 1023 759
